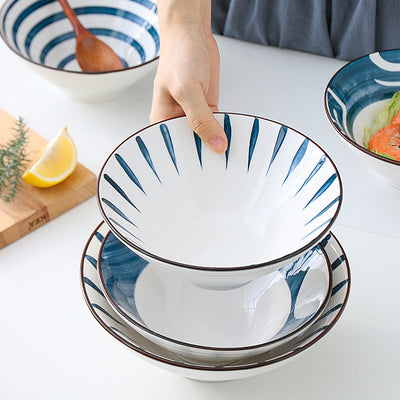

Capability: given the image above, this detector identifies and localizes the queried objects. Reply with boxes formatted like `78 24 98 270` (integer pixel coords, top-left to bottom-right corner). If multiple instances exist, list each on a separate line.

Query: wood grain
0 109 97 249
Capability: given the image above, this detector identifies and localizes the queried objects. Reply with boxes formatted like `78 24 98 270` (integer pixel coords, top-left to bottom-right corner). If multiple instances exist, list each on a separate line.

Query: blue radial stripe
91 303 125 326
102 233 146 266
72 6 160 53
110 326 133 337
128 0 158 11
224 114 232 168
193 132 203 168
266 125 287 175
11 0 54 50
135 136 161 183
331 255 346 271
39 31 74 64
57 53 128 69
39 29 138 65
279 248 315 277
295 155 327 196
104 174 140 212
74 7 159 49
109 217 143 243
57 53 75 69
101 233 148 325
317 303 342 322
304 173 337 209
247 118 259 171
83 277 105 297
332 279 349 296
283 139 309 184
115 154 146 195
102 198 137 227
2 0 19 37
84 254 97 269
25 11 64 56
319 232 332 248
94 232 104 243
160 124 179 174
301 219 331 240
119 57 129 69
304 196 340 226
146 25 159 53
90 28 145 62
274 250 320 339
286 268 309 313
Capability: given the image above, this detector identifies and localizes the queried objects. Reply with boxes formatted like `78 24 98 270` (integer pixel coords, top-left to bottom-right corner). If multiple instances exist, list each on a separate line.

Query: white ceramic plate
97 229 331 362
81 222 350 382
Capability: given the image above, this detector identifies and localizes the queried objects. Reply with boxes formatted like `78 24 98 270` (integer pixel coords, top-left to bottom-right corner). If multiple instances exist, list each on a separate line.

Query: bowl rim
96 111 344 271
0 0 159 75
96 227 333 353
324 48 400 167
80 221 351 372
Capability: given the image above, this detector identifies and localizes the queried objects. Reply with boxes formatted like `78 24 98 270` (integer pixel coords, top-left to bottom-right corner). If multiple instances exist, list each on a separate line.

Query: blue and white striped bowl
325 49 400 188
97 113 342 290
81 222 350 381
97 228 331 362
0 0 159 102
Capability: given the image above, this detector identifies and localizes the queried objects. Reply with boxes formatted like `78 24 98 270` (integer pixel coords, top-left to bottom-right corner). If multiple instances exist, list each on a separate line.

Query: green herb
0 117 29 202
369 149 396 160
364 90 400 147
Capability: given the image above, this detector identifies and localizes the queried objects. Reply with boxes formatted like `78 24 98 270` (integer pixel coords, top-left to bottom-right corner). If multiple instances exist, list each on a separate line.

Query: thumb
179 85 228 154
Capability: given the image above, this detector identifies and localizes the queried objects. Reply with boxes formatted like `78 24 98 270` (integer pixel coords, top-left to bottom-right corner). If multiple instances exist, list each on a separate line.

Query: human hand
150 20 228 153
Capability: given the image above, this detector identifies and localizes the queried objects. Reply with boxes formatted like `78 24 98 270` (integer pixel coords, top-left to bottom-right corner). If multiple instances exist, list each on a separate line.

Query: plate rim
80 221 351 372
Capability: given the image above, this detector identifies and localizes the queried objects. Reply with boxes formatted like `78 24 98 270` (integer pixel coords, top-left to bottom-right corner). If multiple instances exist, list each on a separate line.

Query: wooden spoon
57 0 124 72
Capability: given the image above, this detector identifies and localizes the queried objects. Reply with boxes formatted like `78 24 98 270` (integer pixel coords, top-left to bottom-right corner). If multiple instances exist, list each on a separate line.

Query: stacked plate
80 113 350 381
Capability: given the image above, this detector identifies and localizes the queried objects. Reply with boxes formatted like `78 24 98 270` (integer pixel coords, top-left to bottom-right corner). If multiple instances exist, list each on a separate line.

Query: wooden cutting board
0 109 97 249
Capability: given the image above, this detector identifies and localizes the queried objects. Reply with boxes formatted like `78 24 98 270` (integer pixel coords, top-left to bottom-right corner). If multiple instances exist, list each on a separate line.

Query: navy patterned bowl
0 0 159 102
81 222 351 381
325 49 400 188
96 228 331 362
97 113 343 290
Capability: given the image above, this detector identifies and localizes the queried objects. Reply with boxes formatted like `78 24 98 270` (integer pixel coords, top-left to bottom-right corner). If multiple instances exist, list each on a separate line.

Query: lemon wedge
22 126 78 188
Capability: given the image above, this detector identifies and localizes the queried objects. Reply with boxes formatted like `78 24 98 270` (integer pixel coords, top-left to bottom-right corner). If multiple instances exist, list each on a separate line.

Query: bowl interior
98 113 342 268
0 0 159 71
81 222 350 376
325 49 400 149
98 231 331 349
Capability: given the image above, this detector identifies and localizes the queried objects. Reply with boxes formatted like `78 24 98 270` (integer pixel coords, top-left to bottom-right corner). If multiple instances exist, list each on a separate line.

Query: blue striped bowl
0 0 159 102
97 228 331 362
81 222 350 381
325 49 400 188
97 113 343 290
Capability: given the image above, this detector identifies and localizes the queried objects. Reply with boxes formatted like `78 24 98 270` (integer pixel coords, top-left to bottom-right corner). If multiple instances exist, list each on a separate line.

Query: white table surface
0 32 399 399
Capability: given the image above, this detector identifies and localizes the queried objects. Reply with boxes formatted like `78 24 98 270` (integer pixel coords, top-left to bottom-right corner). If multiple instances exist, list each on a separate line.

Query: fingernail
208 136 227 153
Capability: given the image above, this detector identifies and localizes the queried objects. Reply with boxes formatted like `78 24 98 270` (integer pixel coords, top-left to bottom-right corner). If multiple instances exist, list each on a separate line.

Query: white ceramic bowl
81 222 351 382
97 113 342 290
325 49 400 188
97 228 331 362
0 0 159 102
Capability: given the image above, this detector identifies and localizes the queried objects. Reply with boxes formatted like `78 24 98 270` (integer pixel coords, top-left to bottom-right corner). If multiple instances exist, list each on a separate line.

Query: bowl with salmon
325 48 400 189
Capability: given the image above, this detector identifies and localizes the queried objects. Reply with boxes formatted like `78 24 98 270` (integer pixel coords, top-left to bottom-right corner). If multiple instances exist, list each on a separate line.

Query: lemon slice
23 126 78 188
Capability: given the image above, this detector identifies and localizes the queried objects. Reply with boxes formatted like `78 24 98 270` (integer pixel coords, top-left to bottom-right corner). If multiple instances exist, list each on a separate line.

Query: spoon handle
57 0 87 36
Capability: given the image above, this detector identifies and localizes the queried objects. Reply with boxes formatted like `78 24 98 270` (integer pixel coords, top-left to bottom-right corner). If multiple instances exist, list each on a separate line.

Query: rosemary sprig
0 117 29 202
